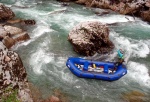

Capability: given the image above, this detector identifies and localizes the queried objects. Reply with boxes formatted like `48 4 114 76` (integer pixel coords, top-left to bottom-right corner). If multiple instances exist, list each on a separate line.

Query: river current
1 0 150 101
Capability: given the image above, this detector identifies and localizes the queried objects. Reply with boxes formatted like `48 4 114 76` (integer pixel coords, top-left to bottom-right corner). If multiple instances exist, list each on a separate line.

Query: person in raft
112 49 125 72
117 49 125 65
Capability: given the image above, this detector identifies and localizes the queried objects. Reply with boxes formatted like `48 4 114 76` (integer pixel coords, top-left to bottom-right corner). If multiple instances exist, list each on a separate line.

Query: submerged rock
68 21 114 56
0 42 33 102
122 90 146 102
41 89 68 102
49 95 60 102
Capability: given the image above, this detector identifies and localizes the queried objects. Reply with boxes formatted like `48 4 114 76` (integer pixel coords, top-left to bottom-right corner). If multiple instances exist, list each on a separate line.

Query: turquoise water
1 0 150 101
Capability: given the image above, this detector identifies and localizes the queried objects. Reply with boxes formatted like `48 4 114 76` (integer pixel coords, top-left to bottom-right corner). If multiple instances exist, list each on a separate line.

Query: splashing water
2 0 150 101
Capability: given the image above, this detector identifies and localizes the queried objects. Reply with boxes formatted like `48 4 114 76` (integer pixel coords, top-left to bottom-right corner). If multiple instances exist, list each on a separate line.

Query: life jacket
117 49 124 59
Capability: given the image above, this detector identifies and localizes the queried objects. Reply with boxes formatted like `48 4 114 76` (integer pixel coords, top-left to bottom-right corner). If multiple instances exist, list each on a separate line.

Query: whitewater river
1 0 150 101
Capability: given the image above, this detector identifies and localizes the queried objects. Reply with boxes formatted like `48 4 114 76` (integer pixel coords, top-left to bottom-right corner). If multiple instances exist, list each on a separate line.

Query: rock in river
68 21 114 56
0 3 15 21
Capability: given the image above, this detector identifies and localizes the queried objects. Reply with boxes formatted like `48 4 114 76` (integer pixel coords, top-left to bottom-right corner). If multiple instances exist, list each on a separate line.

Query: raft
66 57 127 81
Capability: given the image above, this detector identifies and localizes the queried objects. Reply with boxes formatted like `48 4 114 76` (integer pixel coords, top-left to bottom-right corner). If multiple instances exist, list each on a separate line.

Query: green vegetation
1 87 20 102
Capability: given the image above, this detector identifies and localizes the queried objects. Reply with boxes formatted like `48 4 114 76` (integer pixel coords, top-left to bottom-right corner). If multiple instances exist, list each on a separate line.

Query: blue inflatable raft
66 57 127 81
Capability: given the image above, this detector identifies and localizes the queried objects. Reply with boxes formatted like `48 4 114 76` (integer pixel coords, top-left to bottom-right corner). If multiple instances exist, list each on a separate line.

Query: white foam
144 40 150 49
40 8 67 15
130 41 150 58
5 4 12 7
61 72 75 83
98 15 135 24
51 57 77 83
13 7 46 19
43 56 80 84
127 61 150 87
31 25 52 38
10 6 54 49
48 11 137 31
29 48 54 74
110 31 150 61
12 24 52 50
14 1 25 7
140 22 150 28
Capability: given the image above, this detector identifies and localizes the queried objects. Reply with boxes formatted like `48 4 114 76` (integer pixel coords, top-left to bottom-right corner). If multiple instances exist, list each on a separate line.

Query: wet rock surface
68 21 114 56
141 10 150 22
0 25 30 49
0 3 35 49
0 3 15 21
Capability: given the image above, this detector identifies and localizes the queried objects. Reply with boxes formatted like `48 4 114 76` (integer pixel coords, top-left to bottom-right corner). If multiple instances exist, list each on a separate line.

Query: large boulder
68 21 114 56
0 42 33 102
0 3 15 21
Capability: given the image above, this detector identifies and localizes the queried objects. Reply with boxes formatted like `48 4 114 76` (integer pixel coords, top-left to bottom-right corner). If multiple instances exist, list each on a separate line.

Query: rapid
1 0 150 101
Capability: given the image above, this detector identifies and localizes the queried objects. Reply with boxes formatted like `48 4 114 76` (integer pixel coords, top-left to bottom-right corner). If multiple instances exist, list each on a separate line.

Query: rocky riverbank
0 3 34 102
0 42 33 102
58 0 150 23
